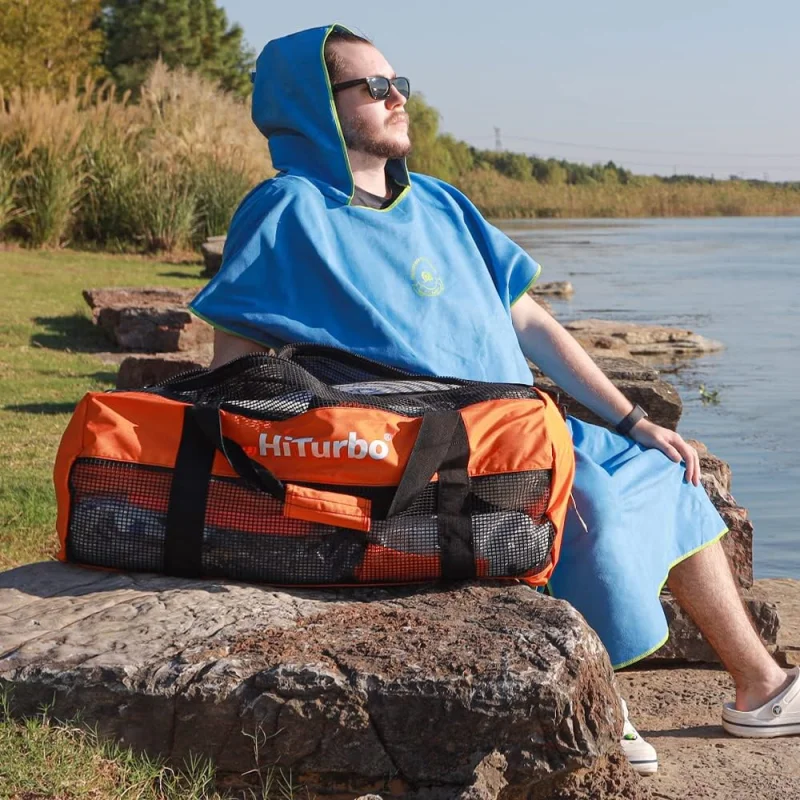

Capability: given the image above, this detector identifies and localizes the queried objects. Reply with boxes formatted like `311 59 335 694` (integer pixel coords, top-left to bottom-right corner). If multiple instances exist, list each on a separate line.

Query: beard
341 113 412 159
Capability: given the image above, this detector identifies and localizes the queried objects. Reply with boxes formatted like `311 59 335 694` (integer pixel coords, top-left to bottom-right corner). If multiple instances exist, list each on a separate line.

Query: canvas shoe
620 698 658 776
722 666 800 738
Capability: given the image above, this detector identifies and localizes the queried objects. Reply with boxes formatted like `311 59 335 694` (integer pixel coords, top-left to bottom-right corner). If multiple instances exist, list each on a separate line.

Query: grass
0 248 316 796
0 247 205 569
0 687 306 800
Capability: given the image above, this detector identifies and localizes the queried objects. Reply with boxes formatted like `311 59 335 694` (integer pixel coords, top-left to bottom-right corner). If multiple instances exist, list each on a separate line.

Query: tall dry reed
0 63 273 250
456 170 800 219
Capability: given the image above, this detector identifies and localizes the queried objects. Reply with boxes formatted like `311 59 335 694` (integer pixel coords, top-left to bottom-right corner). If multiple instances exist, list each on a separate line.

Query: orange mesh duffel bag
54 344 574 587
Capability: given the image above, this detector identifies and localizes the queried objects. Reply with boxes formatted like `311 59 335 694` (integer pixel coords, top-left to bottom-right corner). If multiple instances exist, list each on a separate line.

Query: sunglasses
331 76 411 101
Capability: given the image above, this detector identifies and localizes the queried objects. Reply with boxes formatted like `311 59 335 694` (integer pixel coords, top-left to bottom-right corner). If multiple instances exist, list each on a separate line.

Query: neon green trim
511 262 542 306
611 525 729 670
188 306 283 350
322 24 356 205
321 24 411 209
354 185 411 213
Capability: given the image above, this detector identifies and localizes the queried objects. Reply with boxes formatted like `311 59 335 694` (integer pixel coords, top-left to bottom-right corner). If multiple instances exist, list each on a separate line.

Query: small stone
529 281 575 297
201 238 225 277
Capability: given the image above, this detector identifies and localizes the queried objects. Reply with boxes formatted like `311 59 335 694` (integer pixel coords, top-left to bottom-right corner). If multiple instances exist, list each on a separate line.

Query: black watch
615 404 648 436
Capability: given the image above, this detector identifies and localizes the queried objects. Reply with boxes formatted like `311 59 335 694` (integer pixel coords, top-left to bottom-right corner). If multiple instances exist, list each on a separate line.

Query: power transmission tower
494 127 503 151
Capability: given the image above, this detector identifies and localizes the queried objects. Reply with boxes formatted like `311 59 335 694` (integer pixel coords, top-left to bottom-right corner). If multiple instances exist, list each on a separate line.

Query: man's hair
324 29 373 84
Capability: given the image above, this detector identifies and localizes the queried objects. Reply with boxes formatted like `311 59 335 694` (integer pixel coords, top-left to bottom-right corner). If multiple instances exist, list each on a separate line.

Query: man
190 25 800 775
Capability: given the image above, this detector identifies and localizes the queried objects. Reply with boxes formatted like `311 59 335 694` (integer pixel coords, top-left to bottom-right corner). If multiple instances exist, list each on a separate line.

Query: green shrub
75 139 141 248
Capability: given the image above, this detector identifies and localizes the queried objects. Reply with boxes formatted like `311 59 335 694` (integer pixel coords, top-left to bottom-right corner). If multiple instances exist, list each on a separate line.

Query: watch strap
615 404 648 436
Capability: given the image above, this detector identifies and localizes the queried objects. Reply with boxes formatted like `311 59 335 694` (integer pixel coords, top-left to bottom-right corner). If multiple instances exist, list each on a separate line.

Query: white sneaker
620 698 658 776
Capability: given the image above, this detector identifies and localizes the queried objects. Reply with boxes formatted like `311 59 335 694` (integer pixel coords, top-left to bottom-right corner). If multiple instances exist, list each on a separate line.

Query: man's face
331 42 411 160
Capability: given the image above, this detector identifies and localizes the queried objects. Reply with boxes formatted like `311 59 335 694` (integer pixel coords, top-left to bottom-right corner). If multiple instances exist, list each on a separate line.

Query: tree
0 0 105 91
102 0 254 97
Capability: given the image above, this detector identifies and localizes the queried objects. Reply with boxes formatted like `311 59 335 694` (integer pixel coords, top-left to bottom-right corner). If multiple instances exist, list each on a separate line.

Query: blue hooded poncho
191 24 728 670
190 24 538 385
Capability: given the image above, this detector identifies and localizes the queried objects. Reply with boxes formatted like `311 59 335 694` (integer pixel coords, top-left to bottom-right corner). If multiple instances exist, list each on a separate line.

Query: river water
498 217 800 579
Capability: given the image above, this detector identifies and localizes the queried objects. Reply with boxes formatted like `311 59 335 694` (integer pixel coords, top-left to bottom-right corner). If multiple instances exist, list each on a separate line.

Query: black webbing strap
164 405 217 577
436 414 475 580
386 411 462 516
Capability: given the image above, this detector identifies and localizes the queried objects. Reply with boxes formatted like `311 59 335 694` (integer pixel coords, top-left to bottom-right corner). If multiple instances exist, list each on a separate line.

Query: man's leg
667 539 790 711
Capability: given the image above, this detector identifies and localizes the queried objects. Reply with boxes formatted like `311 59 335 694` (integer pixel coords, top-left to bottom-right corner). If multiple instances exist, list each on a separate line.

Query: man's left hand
627 418 701 486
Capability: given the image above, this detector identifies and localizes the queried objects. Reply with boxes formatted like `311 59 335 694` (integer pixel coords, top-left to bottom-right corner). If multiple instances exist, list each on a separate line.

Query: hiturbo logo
258 431 393 461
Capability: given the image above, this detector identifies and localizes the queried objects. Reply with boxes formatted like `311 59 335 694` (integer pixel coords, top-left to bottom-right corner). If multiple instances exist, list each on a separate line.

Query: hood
251 24 410 204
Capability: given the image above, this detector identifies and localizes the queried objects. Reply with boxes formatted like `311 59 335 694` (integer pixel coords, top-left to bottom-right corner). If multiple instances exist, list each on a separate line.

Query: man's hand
628 418 701 486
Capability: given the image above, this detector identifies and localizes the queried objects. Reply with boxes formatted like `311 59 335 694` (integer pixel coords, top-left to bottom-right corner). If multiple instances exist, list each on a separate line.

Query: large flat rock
0 562 645 799
564 319 724 361
83 287 211 352
116 347 213 388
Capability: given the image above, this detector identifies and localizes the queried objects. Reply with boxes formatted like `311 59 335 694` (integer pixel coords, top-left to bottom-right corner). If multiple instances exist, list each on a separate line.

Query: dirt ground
619 665 799 800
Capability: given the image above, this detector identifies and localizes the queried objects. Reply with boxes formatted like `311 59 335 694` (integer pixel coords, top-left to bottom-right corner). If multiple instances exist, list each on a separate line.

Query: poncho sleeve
189 178 340 350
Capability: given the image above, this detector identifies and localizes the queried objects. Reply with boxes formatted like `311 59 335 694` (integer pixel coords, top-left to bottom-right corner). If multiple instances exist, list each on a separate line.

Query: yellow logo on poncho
411 258 444 297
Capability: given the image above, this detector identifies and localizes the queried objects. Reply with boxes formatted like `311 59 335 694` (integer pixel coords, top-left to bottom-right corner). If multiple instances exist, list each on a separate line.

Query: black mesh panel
146 353 537 420
67 458 555 584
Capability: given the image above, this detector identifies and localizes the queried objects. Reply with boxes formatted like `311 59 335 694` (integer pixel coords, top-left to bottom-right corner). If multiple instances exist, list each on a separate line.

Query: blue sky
219 1 800 181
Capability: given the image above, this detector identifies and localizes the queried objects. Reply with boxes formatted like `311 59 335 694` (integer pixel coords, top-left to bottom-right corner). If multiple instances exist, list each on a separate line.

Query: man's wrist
615 404 648 436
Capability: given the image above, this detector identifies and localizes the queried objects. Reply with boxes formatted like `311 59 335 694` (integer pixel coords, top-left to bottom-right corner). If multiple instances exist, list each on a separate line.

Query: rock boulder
0 562 645 799
564 319 724 361
116 347 213 389
83 287 211 352
201 236 226 277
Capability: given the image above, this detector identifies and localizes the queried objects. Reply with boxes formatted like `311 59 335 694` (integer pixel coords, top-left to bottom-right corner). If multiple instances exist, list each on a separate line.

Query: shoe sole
630 761 658 776
722 719 800 738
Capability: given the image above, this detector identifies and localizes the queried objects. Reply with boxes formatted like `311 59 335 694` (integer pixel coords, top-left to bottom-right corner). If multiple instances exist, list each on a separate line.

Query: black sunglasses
331 76 411 101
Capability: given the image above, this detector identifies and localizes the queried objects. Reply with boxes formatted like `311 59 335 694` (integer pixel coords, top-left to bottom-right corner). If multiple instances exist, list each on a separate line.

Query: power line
464 133 800 160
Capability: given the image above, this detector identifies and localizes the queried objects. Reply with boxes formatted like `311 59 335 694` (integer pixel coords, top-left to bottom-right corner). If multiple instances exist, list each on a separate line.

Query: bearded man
190 25 800 775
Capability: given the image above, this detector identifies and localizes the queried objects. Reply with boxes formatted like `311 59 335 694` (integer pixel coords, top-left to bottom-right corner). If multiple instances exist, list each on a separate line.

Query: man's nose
386 86 407 109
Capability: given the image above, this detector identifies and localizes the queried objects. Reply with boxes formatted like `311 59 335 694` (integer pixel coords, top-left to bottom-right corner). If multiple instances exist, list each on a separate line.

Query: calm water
498 217 800 579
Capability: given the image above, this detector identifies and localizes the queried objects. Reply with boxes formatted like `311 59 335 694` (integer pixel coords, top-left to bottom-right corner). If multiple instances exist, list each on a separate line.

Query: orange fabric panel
78 392 188 467
283 484 372 532
355 544 441 582
216 406 423 485
53 394 89 560
539 396 576 582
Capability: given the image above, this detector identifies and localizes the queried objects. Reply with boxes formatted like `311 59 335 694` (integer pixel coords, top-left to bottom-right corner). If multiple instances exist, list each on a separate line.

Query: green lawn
0 248 205 569
0 249 269 799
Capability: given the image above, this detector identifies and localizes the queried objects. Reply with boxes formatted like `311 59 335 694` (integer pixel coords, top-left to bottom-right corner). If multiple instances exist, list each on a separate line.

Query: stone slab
564 319 724 361
0 562 643 798
201 239 225 277
83 287 211 353
116 348 213 389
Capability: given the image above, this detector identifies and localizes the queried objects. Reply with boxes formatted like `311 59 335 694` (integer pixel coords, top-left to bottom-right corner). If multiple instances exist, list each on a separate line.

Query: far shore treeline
2 0 799 253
